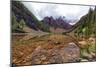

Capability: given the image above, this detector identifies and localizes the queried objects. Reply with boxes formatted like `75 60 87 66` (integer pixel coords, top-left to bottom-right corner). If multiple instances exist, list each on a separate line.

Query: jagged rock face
43 16 72 29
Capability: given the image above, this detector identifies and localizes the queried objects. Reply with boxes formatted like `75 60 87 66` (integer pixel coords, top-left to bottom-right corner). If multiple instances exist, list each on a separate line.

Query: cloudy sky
21 1 95 21
14 0 96 20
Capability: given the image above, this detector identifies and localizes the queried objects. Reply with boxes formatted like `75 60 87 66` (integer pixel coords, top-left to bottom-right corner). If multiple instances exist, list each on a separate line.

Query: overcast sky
21 1 95 21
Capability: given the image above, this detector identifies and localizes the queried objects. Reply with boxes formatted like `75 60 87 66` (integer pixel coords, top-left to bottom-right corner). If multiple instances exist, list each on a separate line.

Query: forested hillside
74 7 96 39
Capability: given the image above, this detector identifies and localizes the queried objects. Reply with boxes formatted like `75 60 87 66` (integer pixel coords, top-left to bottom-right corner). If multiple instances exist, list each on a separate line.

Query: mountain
12 1 50 33
42 16 72 29
12 1 73 33
12 1 95 34
12 1 39 31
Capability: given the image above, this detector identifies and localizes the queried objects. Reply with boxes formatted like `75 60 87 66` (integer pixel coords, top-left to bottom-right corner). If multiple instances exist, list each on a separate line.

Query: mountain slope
12 1 50 33
73 8 96 38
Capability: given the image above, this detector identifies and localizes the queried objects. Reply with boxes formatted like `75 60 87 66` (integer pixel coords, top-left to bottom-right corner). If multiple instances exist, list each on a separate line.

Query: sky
12 0 96 25
21 1 95 21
